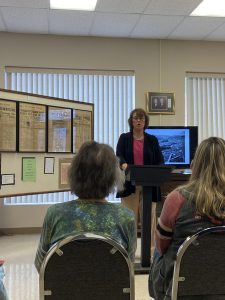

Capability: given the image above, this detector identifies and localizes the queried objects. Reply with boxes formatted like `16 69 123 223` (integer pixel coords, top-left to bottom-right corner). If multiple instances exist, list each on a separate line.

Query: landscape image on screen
146 129 190 165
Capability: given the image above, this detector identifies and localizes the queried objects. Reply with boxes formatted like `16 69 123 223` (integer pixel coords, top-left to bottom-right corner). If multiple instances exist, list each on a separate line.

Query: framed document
147 92 175 114
73 109 92 153
19 102 46 152
48 106 72 153
1 174 15 185
58 158 73 189
0 99 17 151
44 157 55 174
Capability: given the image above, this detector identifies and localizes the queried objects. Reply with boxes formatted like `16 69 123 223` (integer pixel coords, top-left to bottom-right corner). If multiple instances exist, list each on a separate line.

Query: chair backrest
39 232 135 300
171 226 225 300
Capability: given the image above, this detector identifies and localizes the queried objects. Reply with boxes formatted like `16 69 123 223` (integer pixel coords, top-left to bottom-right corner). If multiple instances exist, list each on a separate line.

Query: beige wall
1 32 225 229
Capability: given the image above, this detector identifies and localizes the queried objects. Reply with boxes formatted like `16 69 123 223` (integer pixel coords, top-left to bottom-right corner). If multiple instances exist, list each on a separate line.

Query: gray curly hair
69 141 125 199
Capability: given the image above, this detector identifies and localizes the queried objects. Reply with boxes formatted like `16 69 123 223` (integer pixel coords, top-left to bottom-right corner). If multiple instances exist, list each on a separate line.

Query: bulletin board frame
0 88 94 197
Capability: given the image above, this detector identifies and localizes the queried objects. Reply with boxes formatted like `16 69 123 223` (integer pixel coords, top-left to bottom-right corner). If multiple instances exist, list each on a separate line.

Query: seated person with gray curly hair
35 141 137 271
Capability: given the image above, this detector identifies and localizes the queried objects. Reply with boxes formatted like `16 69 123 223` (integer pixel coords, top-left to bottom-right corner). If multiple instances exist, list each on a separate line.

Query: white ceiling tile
145 0 202 16
49 11 94 36
0 0 48 9
206 22 225 41
170 16 225 40
91 12 139 37
131 15 184 38
96 0 150 13
0 1 224 41
1 7 48 33
0 9 6 30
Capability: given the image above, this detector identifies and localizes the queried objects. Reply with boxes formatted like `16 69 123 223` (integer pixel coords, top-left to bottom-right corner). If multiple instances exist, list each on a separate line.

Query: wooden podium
129 165 173 273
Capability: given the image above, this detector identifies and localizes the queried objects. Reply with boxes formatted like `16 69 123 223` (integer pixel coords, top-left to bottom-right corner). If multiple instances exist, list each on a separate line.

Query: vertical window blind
4 68 135 204
185 73 225 142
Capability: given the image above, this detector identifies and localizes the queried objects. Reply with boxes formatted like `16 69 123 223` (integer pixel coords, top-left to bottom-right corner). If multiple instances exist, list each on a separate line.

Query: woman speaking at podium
116 108 164 252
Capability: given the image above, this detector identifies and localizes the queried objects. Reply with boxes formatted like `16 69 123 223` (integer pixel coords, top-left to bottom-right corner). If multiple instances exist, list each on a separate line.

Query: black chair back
39 233 135 300
171 226 225 300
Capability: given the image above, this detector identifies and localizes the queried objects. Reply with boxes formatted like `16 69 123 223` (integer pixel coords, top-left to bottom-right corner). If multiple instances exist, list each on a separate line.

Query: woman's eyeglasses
132 116 145 121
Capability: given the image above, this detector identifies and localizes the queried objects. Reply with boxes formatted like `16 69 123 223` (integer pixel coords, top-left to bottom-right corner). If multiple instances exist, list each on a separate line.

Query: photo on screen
148 128 190 165
145 126 198 168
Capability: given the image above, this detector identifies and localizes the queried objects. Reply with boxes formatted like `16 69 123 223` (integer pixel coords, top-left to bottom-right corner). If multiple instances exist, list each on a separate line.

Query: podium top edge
129 165 174 170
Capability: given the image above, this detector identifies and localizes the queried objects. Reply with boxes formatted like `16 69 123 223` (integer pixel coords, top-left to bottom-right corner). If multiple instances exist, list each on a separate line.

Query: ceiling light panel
50 0 97 11
191 0 225 17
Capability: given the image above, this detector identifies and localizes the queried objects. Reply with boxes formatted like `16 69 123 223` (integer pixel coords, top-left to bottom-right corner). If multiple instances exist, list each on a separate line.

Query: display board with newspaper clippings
0 89 94 197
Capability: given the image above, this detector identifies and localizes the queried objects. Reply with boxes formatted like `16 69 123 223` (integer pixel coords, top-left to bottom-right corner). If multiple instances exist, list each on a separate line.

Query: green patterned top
35 199 136 271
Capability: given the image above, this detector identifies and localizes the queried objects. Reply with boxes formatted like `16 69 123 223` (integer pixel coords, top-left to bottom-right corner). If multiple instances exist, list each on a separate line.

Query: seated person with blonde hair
35 141 136 271
149 137 225 300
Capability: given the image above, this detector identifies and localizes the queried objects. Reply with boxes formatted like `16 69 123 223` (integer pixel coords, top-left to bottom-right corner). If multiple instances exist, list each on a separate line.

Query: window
185 72 225 142
4 67 135 204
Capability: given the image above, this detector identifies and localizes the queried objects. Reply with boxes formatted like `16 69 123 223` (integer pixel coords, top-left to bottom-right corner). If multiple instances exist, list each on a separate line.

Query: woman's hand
121 163 128 171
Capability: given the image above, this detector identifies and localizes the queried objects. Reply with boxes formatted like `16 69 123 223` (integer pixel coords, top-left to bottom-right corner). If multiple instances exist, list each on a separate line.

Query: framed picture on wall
0 99 17 152
1 174 15 185
146 92 175 114
73 109 93 153
44 157 55 174
58 158 73 189
48 106 72 153
19 102 46 152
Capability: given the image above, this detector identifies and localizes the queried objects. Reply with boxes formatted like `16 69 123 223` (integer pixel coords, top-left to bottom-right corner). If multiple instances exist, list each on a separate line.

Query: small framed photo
1 174 15 185
58 158 73 189
146 92 175 114
44 157 55 174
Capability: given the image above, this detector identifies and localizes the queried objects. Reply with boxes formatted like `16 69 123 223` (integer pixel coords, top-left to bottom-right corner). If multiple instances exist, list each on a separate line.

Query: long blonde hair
183 137 225 219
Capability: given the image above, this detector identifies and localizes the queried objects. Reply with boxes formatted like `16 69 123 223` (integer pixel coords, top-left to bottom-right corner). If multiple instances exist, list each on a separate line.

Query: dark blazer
116 132 164 198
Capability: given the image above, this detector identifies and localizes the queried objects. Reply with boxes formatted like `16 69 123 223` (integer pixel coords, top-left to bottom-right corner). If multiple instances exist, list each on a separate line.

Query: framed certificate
58 158 73 189
19 102 46 152
0 99 17 152
48 106 72 153
1 174 15 185
44 157 55 174
73 109 92 153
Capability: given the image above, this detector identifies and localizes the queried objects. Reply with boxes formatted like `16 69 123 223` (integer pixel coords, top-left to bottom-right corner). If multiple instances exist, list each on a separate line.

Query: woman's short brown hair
69 141 124 199
128 108 149 130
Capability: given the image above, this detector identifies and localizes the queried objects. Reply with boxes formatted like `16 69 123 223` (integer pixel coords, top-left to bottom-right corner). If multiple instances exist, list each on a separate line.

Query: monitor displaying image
145 126 198 169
